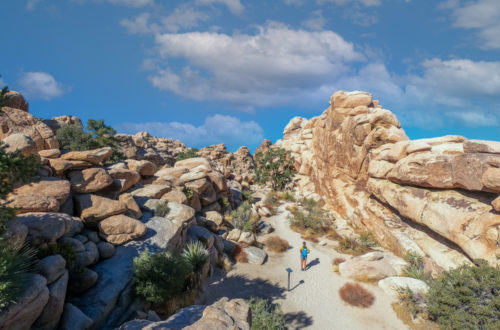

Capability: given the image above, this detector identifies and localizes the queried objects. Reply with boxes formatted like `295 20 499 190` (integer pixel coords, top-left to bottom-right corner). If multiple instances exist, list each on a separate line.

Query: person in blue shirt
300 241 310 271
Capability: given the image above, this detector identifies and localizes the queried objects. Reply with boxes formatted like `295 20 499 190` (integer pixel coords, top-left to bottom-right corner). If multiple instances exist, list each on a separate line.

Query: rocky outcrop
277 90 500 268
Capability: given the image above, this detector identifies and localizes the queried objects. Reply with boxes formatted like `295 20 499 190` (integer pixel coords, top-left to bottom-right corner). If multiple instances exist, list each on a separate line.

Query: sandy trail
197 204 409 330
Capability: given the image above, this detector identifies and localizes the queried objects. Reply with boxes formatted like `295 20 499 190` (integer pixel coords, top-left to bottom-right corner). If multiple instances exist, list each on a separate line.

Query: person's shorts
301 255 307 260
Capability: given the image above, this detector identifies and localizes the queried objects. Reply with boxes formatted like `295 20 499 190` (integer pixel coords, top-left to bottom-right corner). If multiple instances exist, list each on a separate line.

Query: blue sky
1 0 499 151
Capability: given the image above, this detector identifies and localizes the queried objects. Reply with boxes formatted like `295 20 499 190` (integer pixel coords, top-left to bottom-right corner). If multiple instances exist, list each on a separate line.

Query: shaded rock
34 270 68 330
257 221 273 234
142 198 169 214
493 196 500 212
108 169 141 192
48 158 92 176
61 147 113 165
378 276 429 298
184 298 250 330
205 211 224 227
75 194 127 225
3 91 29 111
98 241 116 259
58 303 93 330
2 133 36 156
118 305 205 330
69 267 98 294
223 239 237 255
188 225 215 249
98 215 147 245
37 254 66 285
119 193 142 219
68 168 113 193
0 274 49 330
200 185 217 206
243 246 267 265
84 241 99 266
339 251 407 281
207 171 227 192
16 212 83 246
2 221 28 246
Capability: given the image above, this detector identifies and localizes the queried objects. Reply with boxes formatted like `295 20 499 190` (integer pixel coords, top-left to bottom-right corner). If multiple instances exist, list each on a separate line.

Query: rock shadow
284 311 314 329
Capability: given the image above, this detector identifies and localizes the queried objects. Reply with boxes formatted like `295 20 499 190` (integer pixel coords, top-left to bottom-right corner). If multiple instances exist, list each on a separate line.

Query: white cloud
283 0 305 6
26 0 43 10
405 58 500 106
18 72 68 101
447 0 500 49
120 13 153 34
106 0 153 7
149 23 365 108
117 114 263 149
318 0 382 7
302 10 327 30
195 0 244 14
161 5 210 33
446 110 498 127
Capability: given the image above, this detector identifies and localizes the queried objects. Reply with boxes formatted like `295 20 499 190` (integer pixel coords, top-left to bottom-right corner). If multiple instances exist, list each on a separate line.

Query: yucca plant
182 241 209 274
0 241 37 311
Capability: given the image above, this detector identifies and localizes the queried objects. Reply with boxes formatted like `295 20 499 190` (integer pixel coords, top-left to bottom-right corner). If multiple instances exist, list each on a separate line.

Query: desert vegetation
176 148 199 161
254 148 296 190
288 198 334 234
263 236 289 253
155 203 170 217
339 282 375 308
248 297 287 330
337 232 378 256
402 250 430 281
231 201 254 232
56 119 125 163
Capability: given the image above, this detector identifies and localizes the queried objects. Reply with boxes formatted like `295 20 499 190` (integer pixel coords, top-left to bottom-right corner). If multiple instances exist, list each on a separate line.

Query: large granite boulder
338 251 407 281
7 179 71 214
2 133 36 156
33 270 68 330
61 147 113 165
184 298 251 330
68 168 113 193
98 215 147 245
75 194 127 225
16 212 83 246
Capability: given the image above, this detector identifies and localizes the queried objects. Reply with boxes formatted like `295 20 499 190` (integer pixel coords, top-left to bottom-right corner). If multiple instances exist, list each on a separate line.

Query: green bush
183 187 194 203
176 148 199 161
280 191 295 202
0 77 9 108
264 192 280 207
155 203 170 217
37 242 77 270
427 260 500 329
288 198 333 233
133 250 193 304
0 242 37 311
254 148 296 190
248 297 287 330
402 250 430 281
396 286 427 319
182 241 208 274
242 190 254 203
358 232 378 250
56 119 125 164
231 202 254 232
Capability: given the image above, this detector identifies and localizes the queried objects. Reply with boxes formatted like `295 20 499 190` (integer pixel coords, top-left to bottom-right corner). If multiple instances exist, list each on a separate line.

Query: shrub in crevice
231 202 254 232
176 148 199 161
248 297 287 330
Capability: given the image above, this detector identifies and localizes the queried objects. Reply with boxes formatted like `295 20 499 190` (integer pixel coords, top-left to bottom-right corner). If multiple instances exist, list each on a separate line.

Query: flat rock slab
378 276 429 298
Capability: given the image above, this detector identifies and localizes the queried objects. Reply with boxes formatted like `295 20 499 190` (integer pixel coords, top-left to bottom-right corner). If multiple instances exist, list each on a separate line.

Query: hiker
300 241 310 271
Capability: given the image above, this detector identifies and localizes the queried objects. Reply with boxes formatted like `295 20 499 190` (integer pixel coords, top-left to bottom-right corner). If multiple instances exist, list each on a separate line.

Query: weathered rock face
0 107 59 151
114 132 187 167
184 298 251 330
277 90 500 268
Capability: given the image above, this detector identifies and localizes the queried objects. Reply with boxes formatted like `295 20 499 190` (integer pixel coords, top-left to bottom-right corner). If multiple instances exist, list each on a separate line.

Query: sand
197 204 409 330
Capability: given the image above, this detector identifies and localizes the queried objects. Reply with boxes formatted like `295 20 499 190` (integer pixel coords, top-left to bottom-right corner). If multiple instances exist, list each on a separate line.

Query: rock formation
276 90 500 269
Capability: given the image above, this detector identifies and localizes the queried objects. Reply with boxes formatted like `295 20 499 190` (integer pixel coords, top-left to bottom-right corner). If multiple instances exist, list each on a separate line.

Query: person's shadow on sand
306 258 320 270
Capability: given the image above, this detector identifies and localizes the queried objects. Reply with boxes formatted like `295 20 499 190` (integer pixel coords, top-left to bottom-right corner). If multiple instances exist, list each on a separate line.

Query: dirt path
197 204 409 330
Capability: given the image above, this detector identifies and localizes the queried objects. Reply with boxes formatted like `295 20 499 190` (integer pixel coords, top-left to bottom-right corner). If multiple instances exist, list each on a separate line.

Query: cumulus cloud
283 0 305 6
317 0 382 7
446 0 500 49
117 114 263 149
195 0 244 14
106 0 153 7
149 24 365 108
120 13 153 34
18 72 68 100
302 10 327 30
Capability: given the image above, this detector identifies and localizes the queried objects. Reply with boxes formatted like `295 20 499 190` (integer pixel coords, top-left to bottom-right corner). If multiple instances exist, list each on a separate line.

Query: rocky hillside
275 90 500 270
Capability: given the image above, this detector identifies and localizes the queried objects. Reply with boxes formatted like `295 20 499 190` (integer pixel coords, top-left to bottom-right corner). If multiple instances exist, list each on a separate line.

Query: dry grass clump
336 232 377 256
264 236 290 253
233 244 248 263
339 282 375 308
332 257 346 272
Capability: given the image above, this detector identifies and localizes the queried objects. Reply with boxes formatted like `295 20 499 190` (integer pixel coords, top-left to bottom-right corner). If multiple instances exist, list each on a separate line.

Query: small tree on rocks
254 148 296 190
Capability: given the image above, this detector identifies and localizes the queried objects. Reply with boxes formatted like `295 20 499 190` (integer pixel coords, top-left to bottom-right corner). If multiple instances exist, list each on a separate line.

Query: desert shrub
183 187 194 203
396 286 428 320
182 241 208 274
402 251 430 281
288 198 333 234
231 202 254 232
339 282 375 308
37 242 77 270
263 236 289 253
242 190 254 203
280 191 295 202
176 148 199 161
0 242 37 311
155 203 170 217
248 297 287 330
254 148 296 190
0 77 9 108
427 260 500 329
264 192 280 207
359 232 378 250
56 119 125 163
233 244 248 263
133 250 193 304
